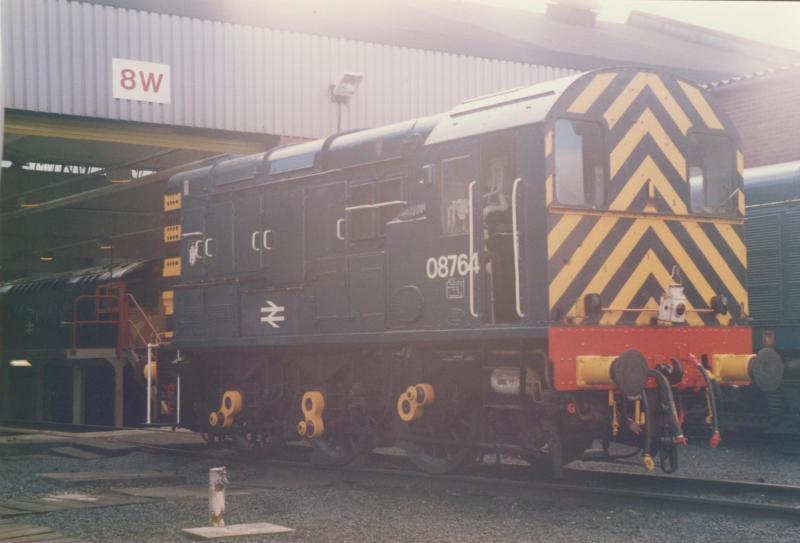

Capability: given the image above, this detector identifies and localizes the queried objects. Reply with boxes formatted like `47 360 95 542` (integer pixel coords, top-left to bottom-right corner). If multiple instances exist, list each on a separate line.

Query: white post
209 466 227 527
146 343 153 425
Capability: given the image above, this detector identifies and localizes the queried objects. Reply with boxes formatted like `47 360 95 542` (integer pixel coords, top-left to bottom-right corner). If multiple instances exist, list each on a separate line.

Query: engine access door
307 182 348 332
261 189 304 284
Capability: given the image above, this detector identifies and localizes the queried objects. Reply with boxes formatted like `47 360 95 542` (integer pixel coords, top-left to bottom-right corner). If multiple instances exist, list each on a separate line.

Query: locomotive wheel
404 399 479 475
233 422 285 458
310 429 372 465
522 420 588 479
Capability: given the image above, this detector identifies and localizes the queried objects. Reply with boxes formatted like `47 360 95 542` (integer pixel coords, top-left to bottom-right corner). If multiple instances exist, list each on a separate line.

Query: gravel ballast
2 435 800 542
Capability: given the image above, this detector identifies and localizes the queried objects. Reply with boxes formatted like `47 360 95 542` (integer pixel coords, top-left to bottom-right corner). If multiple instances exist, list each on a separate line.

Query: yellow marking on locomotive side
546 174 554 206
164 225 181 243
604 73 692 134
737 191 745 216
736 150 744 176
609 155 688 214
164 193 182 212
716 223 747 268
163 257 181 278
549 216 619 306
162 290 174 316
609 108 686 180
547 214 583 259
678 81 724 130
567 72 618 114
682 222 747 302
545 131 553 158
649 222 726 324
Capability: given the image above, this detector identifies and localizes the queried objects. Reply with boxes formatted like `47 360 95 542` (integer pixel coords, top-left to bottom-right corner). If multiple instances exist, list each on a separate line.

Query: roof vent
546 0 598 27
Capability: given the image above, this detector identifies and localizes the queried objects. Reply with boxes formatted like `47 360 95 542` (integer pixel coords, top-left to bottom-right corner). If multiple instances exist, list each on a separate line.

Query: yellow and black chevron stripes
547 213 744 326
546 69 745 327
599 249 704 326
603 72 692 135
609 108 685 180
677 80 724 131
567 72 618 114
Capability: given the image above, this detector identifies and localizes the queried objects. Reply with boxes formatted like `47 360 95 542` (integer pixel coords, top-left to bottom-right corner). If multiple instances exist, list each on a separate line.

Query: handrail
71 293 164 357
468 180 478 319
125 293 163 345
71 294 124 357
511 177 525 319
127 319 150 348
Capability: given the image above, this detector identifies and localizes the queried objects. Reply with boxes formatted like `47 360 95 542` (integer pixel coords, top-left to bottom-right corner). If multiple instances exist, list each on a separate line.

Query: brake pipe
640 392 655 471
647 369 687 445
688 354 721 448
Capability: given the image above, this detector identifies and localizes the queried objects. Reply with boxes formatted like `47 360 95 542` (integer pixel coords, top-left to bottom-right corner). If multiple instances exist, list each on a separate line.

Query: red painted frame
549 326 752 391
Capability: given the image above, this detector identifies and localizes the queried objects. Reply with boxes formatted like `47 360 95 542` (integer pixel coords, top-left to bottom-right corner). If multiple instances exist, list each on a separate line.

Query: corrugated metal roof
701 63 800 90
0 260 149 296
83 1 800 82
2 0 578 140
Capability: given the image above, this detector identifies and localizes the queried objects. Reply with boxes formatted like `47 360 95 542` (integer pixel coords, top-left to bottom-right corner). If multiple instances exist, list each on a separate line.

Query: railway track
5 421 800 520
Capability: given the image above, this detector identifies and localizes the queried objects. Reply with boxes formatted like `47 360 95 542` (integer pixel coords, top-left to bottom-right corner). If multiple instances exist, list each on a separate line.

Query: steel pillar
71 363 85 424
33 363 44 422
106 357 126 428
0 360 8 420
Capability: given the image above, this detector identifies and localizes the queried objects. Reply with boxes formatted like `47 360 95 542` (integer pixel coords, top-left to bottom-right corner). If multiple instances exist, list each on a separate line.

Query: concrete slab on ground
49 447 105 461
113 485 263 500
182 522 294 540
71 439 140 456
38 471 184 487
0 434 72 457
0 492 159 516
0 520 88 541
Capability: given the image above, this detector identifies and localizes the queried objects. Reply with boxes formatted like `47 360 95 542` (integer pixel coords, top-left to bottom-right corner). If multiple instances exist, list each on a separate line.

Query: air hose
647 369 686 445
640 391 655 471
689 354 721 448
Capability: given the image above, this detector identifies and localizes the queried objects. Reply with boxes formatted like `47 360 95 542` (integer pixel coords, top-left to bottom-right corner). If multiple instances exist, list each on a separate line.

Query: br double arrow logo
260 300 285 328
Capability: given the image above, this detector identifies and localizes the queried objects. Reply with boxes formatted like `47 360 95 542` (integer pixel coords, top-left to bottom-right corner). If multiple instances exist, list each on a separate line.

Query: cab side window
688 133 736 215
554 119 605 207
347 177 405 241
441 156 473 236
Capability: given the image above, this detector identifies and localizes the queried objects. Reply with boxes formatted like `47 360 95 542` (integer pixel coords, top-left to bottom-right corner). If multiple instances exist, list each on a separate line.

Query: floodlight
39 250 54 262
330 72 364 103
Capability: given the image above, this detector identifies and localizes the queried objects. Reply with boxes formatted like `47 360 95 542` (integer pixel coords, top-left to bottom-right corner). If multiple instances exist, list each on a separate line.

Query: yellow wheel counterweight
397 383 435 422
221 390 244 416
298 391 326 438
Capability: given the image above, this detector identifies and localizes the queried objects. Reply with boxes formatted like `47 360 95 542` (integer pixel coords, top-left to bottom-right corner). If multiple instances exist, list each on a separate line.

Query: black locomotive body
165 68 776 475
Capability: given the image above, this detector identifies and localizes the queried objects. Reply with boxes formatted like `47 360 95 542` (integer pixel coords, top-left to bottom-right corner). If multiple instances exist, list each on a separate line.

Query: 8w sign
112 58 171 104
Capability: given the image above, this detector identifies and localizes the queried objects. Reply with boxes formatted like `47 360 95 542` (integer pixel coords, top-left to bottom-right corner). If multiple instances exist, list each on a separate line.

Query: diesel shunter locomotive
162 67 781 476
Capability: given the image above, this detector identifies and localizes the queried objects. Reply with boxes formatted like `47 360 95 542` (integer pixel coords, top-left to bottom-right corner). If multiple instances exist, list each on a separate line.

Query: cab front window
554 119 605 208
688 132 737 216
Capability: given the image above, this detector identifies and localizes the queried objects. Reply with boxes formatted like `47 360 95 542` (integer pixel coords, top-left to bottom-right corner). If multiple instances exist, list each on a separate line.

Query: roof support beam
1 157 215 223
6 111 273 155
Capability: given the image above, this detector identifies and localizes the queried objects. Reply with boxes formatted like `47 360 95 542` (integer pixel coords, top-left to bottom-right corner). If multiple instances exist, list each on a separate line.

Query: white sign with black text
112 58 171 104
